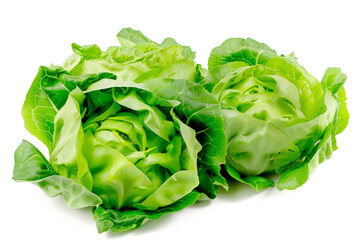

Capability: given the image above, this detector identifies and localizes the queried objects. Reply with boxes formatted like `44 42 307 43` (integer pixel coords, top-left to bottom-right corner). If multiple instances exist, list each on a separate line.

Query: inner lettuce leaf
206 37 349 191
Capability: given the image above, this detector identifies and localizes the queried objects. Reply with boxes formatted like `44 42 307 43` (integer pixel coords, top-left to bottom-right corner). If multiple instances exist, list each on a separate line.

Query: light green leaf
35 175 102 208
13 140 55 181
225 164 274 191
208 37 277 70
13 140 102 208
277 162 309 190
209 37 348 191
93 191 200 233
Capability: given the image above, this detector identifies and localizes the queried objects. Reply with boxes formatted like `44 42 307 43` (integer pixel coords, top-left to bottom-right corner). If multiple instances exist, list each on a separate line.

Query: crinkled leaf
13 140 55 181
93 191 200 233
208 37 277 70
13 140 102 208
22 66 117 151
116 28 154 47
225 164 274 191
336 87 349 134
277 161 309 190
321 67 347 94
35 175 102 208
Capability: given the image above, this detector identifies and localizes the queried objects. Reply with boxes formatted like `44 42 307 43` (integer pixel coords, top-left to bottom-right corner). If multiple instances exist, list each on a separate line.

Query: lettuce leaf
13 140 102 208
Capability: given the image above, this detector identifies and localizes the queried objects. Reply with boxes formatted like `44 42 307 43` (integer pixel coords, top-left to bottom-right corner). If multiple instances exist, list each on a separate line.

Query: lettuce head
206 37 349 190
13 28 226 233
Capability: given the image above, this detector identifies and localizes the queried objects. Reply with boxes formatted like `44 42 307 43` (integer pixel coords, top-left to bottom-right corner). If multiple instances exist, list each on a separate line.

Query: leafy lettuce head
14 28 227 233
54 78 202 211
207 38 349 190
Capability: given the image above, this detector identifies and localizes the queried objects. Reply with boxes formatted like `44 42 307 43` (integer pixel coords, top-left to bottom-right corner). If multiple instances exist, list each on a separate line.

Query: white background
1 0 359 239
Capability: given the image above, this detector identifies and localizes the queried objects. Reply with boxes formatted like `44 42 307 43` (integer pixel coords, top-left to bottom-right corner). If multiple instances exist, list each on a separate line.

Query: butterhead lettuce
13 29 349 234
206 37 349 190
14 29 226 233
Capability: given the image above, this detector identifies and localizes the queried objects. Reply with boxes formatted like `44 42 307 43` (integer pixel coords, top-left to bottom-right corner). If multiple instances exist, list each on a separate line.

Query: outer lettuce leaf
63 28 197 84
21 66 63 150
321 68 349 135
13 140 102 208
116 28 195 60
278 124 334 190
208 37 277 69
93 191 200 233
13 140 54 181
21 65 116 151
277 68 348 190
224 164 274 191
207 37 278 88
116 28 154 47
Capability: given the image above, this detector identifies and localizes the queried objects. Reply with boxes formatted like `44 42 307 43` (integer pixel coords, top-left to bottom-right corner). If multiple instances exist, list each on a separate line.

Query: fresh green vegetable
206 38 349 190
14 29 349 233
61 28 227 198
14 29 226 233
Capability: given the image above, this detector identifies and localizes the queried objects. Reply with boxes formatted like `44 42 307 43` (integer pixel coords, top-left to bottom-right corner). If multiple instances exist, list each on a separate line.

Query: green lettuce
207 37 349 191
14 29 226 233
14 29 348 233
61 28 227 197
